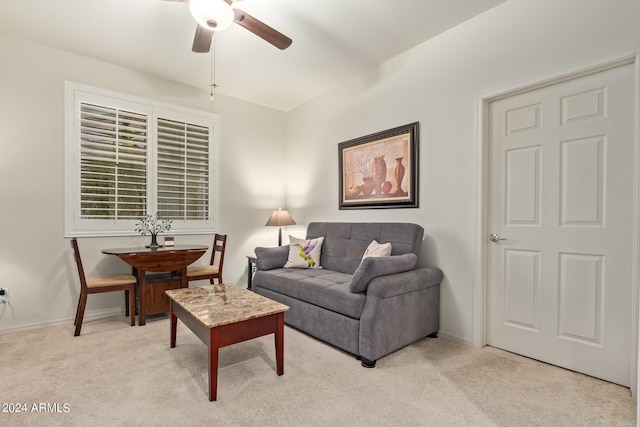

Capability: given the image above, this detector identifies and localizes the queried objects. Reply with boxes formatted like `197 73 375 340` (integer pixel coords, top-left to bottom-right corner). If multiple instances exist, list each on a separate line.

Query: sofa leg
360 357 376 368
427 331 438 338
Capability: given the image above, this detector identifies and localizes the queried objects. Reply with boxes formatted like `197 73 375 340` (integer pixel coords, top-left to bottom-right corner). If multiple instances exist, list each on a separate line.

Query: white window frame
64 81 219 237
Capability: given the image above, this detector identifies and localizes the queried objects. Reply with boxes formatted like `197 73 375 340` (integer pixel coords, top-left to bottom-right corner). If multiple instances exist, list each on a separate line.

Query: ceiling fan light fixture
189 0 234 32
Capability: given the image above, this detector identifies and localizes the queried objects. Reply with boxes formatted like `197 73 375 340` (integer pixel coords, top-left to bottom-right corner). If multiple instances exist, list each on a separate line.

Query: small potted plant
135 213 172 248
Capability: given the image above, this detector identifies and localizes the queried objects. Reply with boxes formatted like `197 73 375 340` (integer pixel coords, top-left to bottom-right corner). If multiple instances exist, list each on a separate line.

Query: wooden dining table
102 245 208 326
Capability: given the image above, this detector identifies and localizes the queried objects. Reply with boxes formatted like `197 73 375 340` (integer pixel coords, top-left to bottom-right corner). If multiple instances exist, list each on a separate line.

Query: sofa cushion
284 236 324 269
349 253 418 293
306 222 424 275
254 268 366 319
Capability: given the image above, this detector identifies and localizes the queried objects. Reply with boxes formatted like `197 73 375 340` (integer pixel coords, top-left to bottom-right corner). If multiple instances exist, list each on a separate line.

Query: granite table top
166 283 289 328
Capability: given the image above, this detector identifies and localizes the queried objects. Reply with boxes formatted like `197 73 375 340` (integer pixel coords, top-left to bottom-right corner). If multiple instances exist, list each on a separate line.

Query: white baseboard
437 330 475 347
0 307 123 334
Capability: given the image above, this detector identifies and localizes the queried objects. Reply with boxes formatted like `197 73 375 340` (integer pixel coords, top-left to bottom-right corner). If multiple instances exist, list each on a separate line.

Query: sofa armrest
366 267 443 298
255 246 289 271
349 253 417 293
359 266 443 363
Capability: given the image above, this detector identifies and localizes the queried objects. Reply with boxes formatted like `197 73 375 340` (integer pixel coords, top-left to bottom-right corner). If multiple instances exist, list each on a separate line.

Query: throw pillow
255 245 289 271
284 236 324 269
362 240 392 259
349 253 417 293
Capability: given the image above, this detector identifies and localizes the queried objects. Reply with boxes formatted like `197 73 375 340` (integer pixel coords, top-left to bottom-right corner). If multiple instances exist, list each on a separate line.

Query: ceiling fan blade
192 25 213 53
233 9 292 50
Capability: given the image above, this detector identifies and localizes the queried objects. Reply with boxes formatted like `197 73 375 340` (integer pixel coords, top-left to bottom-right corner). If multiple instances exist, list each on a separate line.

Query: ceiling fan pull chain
209 34 219 101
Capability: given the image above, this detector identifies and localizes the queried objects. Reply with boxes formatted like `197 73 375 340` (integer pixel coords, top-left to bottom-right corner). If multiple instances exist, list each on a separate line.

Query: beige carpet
0 314 635 426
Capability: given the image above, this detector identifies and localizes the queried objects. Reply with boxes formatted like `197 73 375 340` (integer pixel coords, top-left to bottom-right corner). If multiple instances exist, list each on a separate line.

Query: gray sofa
252 222 443 367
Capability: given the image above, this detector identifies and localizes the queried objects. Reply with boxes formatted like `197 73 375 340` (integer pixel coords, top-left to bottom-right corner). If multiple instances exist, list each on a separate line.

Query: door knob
489 233 506 243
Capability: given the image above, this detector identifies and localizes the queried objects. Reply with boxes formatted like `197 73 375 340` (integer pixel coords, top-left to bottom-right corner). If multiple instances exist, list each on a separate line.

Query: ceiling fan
164 0 292 53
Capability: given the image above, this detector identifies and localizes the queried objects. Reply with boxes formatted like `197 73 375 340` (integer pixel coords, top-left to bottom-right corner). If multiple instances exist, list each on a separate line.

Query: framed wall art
338 122 419 209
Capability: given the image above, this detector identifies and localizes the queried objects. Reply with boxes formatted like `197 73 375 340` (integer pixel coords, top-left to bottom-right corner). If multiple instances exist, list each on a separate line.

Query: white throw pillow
284 236 324 269
362 240 392 259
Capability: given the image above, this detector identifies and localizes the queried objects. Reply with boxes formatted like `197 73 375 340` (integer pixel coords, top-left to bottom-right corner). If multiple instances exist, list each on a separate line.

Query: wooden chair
71 238 137 336
187 234 227 284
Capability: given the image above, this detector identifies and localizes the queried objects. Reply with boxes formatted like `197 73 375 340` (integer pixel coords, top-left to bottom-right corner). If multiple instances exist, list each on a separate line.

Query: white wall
285 0 640 344
0 34 287 331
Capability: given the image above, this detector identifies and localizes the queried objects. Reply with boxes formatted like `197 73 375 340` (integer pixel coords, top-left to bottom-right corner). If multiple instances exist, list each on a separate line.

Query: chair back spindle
187 233 227 285
211 234 227 280
71 238 88 292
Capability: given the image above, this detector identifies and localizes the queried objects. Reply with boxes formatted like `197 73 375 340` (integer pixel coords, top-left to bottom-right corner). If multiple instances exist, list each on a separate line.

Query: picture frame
338 122 419 209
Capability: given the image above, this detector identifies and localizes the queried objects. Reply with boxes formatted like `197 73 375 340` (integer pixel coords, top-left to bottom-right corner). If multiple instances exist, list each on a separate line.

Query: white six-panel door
487 62 635 386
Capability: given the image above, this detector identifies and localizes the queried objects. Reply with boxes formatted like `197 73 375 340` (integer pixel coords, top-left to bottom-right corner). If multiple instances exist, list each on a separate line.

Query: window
156 116 210 221
65 82 218 236
78 102 148 221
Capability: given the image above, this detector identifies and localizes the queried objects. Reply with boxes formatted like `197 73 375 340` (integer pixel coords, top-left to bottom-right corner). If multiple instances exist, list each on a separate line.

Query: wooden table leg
128 267 138 318
170 300 177 348
275 312 284 375
180 268 188 289
138 269 147 326
209 327 220 401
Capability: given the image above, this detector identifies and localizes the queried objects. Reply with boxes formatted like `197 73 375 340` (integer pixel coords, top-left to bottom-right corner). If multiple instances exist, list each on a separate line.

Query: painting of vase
372 155 387 195
360 177 374 195
393 157 405 194
338 122 419 209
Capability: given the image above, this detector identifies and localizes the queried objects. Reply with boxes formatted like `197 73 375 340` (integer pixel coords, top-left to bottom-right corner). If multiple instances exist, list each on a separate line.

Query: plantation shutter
66 82 217 236
156 118 210 221
79 103 148 219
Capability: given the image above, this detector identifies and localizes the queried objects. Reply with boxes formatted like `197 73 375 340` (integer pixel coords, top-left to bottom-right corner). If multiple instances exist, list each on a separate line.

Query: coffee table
166 283 289 401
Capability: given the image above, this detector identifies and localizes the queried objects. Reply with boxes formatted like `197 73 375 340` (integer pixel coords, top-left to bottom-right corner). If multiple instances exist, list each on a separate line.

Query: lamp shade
265 209 296 227
189 0 235 31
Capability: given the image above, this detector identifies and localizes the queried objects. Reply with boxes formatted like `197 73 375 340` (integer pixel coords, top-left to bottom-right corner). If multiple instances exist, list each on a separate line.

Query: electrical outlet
0 287 7 303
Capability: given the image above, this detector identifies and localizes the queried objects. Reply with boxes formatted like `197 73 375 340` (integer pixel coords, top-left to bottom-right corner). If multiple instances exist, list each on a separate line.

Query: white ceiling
0 0 507 111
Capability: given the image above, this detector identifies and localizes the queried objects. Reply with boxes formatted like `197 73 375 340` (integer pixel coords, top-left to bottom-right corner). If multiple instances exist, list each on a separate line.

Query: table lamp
265 208 296 246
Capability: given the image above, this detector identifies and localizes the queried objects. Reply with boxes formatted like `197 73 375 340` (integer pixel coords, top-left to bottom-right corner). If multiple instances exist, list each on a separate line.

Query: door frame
474 52 640 395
